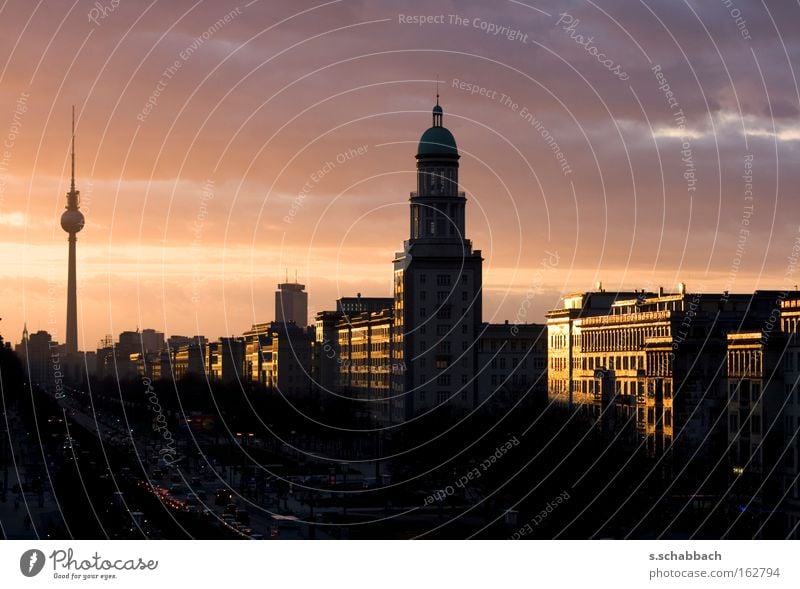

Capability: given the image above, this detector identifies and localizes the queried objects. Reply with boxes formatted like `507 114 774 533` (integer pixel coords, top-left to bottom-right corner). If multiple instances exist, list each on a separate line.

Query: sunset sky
1 0 798 349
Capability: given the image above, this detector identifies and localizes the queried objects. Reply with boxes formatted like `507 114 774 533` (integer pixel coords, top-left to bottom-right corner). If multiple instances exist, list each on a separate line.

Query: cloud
1 0 799 346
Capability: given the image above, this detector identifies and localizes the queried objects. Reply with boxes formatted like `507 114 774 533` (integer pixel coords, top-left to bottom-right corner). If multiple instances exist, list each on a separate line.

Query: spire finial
70 106 76 194
432 80 443 128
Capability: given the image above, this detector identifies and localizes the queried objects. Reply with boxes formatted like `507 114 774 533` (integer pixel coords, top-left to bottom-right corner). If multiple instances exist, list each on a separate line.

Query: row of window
419 290 469 302
489 374 530 386
419 305 470 320
482 339 540 352
341 342 391 353
419 323 470 336
580 325 671 352
728 412 762 436
569 378 673 398
418 340 470 352
419 374 469 385
577 355 645 371
728 380 762 405
728 350 763 377
418 390 470 403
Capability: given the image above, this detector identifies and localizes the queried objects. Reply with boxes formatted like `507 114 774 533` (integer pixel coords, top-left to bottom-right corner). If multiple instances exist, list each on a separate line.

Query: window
462 291 468 301
462 374 468 384
420 307 426 317
461 390 468 401
420 274 427 284
419 390 426 401
436 274 451 286
437 291 448 303
436 374 451 385
461 274 468 285
420 290 427 301
437 391 448 404
462 324 468 334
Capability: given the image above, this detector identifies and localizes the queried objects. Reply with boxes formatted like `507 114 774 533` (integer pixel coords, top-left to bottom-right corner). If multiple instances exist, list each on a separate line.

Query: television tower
60 106 84 354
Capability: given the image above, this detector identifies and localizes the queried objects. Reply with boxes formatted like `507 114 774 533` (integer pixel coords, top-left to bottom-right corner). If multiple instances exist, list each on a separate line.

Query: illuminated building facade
548 287 799 460
391 100 483 423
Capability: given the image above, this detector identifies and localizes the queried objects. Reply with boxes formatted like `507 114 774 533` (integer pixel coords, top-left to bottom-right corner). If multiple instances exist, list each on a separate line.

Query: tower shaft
66 234 77 354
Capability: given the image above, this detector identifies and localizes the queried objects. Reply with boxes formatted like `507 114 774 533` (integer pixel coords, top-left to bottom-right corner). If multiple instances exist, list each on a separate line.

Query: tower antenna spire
70 105 76 194
436 75 440 105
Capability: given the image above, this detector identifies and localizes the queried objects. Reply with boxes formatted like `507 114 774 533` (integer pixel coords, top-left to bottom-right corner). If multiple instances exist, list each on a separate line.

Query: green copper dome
417 102 458 158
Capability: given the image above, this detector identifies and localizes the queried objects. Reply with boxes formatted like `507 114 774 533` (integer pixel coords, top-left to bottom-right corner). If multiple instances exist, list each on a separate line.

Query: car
215 489 232 506
224 503 237 516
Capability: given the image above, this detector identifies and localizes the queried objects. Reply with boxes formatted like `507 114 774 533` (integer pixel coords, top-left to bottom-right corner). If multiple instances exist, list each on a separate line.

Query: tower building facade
275 280 308 328
61 108 85 354
391 100 483 422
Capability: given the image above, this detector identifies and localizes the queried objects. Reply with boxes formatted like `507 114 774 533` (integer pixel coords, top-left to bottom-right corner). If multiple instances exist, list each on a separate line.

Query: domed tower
61 107 84 354
410 98 463 240
391 98 483 423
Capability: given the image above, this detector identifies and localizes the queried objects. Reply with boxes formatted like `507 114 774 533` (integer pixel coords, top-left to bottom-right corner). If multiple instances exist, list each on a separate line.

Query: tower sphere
61 209 84 233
